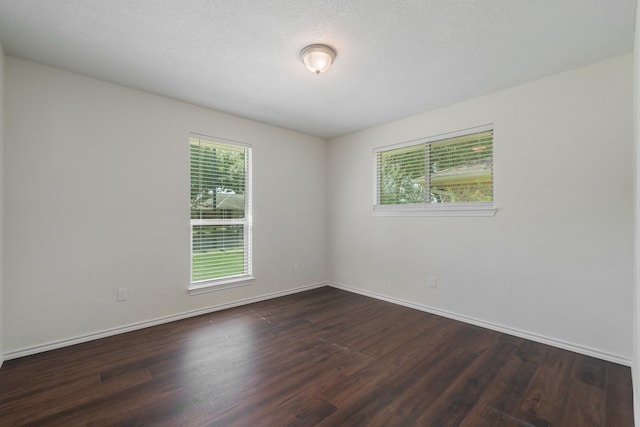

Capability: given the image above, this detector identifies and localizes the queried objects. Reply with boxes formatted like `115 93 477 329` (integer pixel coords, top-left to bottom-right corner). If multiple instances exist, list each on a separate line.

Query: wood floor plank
0 286 634 426
606 363 635 427
458 354 539 427
367 343 480 424
556 379 606 427
519 346 576 423
415 339 518 426
515 340 553 364
571 353 607 389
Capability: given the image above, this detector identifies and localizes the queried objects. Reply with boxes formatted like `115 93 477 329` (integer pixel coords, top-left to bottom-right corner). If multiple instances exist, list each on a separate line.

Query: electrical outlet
293 263 301 273
117 288 128 302
428 276 437 288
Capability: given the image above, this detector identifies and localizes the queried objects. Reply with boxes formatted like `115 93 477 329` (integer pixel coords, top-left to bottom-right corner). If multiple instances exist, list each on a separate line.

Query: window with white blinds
374 125 495 216
190 134 253 293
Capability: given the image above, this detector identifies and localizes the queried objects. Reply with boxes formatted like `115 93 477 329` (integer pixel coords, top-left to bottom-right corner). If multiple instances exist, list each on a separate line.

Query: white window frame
373 124 496 217
188 134 253 295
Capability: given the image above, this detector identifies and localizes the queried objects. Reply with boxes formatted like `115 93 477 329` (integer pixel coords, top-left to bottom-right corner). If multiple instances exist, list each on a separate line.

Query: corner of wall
0 41 5 368
633 1 640 423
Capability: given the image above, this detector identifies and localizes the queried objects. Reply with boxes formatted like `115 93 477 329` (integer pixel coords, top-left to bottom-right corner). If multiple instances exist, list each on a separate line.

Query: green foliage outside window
377 130 493 205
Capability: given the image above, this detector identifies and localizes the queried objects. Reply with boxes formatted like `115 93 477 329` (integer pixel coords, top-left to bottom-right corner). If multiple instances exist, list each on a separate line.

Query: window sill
188 275 254 295
373 204 496 217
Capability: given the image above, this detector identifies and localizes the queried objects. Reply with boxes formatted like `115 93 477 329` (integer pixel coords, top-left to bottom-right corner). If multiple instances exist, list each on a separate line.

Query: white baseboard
2 282 328 361
327 282 632 366
4 281 632 366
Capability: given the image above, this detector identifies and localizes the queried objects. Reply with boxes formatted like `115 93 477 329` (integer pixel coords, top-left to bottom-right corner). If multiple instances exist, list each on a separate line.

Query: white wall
633 2 640 422
328 54 634 363
0 42 5 366
3 57 328 355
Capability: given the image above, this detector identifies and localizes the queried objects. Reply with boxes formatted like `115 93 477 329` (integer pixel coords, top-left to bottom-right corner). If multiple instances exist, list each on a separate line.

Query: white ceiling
0 0 636 139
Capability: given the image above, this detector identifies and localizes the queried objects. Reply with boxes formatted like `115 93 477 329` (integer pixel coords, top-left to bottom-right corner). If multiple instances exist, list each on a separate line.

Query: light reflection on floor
173 313 262 418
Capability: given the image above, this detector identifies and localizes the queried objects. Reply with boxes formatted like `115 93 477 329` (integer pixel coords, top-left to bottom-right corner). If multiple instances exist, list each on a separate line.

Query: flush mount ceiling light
299 44 337 75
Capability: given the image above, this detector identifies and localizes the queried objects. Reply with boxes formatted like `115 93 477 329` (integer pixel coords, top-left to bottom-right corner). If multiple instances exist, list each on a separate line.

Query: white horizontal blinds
377 144 427 205
190 139 246 220
429 129 493 203
375 126 493 206
190 135 250 284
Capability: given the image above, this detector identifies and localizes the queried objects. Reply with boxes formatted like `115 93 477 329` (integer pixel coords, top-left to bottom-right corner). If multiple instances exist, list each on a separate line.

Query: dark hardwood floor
0 286 634 426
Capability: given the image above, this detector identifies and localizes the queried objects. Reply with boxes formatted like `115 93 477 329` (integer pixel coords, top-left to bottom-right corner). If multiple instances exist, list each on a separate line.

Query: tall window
374 125 495 216
190 134 252 292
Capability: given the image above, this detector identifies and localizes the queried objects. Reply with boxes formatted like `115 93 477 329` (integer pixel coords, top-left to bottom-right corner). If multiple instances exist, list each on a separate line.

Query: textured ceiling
0 0 636 139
